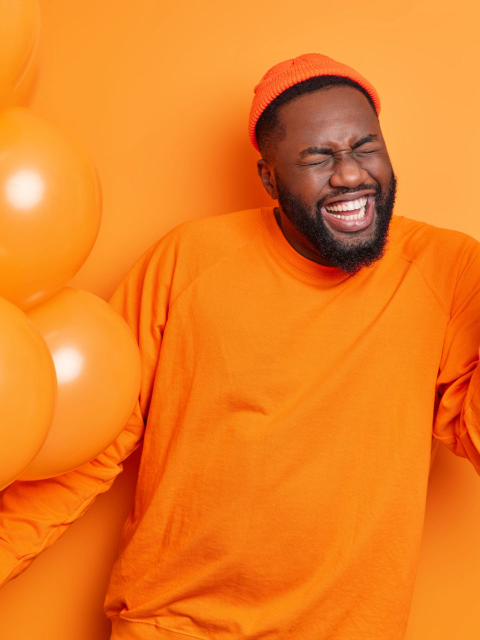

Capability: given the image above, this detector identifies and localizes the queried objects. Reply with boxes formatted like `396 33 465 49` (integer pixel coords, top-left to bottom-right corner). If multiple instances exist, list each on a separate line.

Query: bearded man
1 53 480 640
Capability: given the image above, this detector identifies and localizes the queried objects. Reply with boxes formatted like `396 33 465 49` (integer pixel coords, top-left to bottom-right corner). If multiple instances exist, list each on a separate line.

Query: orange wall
0 0 479 638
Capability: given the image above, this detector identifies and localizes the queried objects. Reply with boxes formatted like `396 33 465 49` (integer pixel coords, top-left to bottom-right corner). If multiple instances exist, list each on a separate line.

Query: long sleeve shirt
1 206 480 640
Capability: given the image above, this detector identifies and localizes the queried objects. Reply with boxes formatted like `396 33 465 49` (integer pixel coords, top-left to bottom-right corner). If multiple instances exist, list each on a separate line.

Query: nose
329 154 369 189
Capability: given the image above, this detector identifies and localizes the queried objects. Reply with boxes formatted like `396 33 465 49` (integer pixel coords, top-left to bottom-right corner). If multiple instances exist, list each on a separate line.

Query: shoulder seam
390 241 450 318
169 234 261 311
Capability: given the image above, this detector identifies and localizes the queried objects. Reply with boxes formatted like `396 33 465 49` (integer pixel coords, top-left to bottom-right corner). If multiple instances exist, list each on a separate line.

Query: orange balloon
0 107 102 310
0 0 43 108
0 295 57 490
18 287 141 480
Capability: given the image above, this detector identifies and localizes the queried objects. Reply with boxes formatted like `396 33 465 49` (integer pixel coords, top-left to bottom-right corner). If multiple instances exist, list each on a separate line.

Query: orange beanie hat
248 53 381 151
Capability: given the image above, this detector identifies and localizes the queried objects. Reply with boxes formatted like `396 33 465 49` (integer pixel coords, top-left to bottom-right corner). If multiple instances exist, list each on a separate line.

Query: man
1 53 480 640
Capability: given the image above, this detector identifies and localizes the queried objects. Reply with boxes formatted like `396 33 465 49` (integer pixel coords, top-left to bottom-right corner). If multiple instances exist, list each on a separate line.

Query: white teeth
328 205 366 221
325 196 368 213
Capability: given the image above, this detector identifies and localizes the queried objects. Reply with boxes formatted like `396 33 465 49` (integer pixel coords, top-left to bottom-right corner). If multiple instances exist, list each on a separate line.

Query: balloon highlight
0 107 102 310
18 288 142 480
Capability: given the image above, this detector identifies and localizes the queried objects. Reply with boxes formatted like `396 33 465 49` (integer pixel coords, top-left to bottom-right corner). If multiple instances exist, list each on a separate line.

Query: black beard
275 171 398 276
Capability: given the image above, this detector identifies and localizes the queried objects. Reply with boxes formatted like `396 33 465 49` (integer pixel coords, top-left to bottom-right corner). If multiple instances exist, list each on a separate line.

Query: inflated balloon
0 295 57 490
18 287 141 480
0 0 43 108
0 107 102 310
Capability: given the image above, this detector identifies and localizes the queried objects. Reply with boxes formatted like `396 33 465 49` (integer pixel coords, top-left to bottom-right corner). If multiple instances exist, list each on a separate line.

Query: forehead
276 85 381 151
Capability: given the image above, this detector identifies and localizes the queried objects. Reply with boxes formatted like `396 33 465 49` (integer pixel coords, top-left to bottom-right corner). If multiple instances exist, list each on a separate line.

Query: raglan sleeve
0 236 171 588
433 238 480 474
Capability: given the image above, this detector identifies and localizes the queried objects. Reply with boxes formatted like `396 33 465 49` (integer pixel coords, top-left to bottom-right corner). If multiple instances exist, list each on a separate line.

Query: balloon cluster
0 1 141 489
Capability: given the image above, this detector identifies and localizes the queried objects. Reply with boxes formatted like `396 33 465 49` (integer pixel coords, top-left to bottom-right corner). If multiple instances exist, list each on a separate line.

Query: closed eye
298 158 330 167
355 146 381 155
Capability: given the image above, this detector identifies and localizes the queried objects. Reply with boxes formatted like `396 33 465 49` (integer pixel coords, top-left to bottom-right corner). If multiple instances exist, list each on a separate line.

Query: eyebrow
299 134 379 158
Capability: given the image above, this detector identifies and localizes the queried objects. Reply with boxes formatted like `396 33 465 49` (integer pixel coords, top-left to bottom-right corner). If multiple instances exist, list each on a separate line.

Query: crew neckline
260 206 403 279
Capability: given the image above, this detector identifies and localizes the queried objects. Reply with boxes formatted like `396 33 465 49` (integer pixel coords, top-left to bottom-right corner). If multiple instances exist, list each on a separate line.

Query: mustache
316 184 380 210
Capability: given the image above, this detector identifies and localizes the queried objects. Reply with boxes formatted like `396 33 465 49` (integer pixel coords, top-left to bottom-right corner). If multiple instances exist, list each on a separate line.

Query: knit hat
248 53 381 151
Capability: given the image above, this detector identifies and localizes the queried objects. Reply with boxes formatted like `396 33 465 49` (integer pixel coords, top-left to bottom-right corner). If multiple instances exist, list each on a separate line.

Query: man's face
258 85 397 274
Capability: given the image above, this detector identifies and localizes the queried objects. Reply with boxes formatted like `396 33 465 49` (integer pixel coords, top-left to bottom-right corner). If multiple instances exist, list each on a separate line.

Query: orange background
0 0 479 638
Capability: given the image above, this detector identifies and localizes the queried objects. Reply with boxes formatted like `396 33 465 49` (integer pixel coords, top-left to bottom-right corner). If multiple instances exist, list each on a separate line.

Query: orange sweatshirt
1 207 480 640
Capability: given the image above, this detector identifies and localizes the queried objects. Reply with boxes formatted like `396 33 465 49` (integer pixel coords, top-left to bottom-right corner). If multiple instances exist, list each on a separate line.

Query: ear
257 159 278 200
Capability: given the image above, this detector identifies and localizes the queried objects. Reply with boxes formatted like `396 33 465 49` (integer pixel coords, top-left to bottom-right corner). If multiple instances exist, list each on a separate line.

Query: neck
274 207 331 267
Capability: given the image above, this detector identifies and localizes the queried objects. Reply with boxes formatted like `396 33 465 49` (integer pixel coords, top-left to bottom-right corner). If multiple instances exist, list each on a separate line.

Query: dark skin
257 85 394 266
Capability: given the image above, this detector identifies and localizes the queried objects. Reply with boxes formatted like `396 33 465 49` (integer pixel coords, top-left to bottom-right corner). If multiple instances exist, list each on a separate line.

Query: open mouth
321 194 375 232
325 195 367 220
